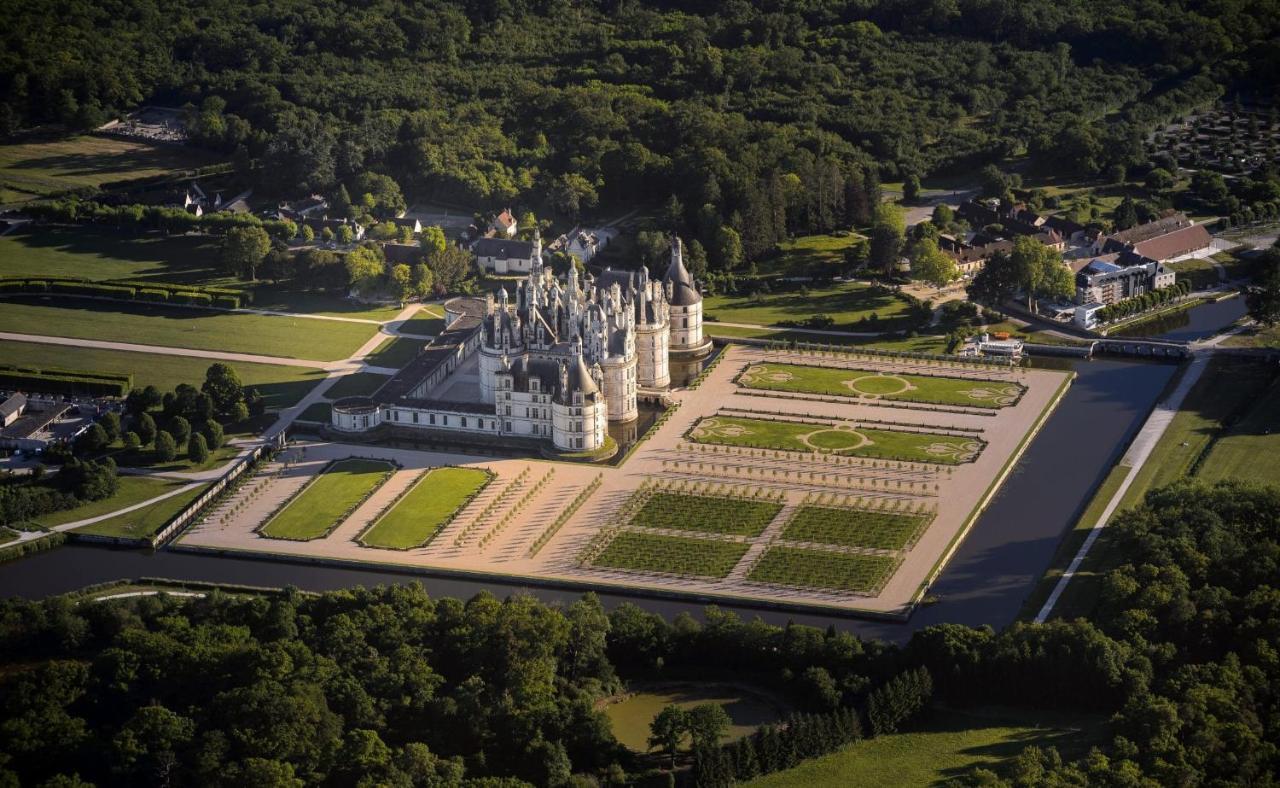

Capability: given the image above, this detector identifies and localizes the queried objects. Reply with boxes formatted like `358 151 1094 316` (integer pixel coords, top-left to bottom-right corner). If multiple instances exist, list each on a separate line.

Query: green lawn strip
705 324 951 353
747 545 900 594
359 467 492 549
689 415 984 465
73 482 209 539
396 315 445 336
101 443 240 474
782 506 933 551
629 492 783 537
296 402 332 423
703 281 913 330
0 339 327 411
747 706 1103 788
244 288 405 321
590 531 750 578
324 371 391 399
0 227 225 284
737 362 1024 408
34 476 186 528
0 136 220 198
365 336 427 369
1195 373 1280 486
0 296 377 361
260 459 396 541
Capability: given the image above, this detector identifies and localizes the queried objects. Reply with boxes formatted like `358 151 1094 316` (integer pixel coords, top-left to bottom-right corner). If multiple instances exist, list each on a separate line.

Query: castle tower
664 236 706 353
479 287 524 404
633 266 670 389
551 343 608 452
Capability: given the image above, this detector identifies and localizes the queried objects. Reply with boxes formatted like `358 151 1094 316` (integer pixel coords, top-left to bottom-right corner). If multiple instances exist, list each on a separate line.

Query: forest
0 479 1277 786
3 0 1278 258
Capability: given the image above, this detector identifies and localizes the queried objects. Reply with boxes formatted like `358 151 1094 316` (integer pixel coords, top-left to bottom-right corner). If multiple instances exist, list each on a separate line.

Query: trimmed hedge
0 277 241 308
0 365 133 397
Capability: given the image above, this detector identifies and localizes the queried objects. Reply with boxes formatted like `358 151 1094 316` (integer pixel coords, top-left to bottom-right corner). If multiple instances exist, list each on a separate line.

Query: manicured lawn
0 339 328 411
365 336 427 368
737 362 1025 408
704 323 951 353
102 443 240 474
296 402 332 422
324 371 391 399
0 295 378 361
74 482 209 539
0 227 225 284
763 233 866 275
1197 374 1280 486
260 459 394 540
704 281 913 330
605 682 786 752
690 415 985 465
747 545 899 593
748 707 1102 788
630 492 782 537
246 288 406 321
590 531 750 578
0 135 220 201
359 467 491 549
396 315 445 336
35 476 183 528
782 506 933 550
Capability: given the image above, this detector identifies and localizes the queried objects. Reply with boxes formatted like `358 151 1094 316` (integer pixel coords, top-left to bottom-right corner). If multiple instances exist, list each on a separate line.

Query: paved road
8 480 202 545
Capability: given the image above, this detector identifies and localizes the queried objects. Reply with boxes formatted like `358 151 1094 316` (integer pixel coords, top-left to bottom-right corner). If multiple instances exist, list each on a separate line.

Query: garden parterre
260 458 395 541
630 491 783 537
737 362 1025 408
689 414 985 465
748 546 902 594
782 505 935 551
359 466 492 549
589 530 751 579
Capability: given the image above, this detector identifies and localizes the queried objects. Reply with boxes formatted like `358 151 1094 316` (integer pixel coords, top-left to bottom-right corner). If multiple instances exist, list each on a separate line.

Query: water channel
1110 292 1247 341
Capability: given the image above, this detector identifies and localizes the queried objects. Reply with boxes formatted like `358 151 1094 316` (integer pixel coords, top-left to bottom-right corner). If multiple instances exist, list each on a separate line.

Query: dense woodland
0 480 1276 785
3 0 1279 259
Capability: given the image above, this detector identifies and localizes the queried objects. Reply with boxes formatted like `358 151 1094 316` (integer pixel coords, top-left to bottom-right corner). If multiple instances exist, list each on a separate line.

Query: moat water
1109 292 1247 341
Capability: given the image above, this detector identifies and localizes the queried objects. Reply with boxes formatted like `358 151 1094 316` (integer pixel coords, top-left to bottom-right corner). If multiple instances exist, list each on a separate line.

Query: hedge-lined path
9 481 203 544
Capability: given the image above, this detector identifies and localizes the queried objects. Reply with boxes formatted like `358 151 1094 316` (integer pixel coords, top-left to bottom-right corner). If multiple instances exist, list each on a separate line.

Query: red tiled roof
1131 223 1212 261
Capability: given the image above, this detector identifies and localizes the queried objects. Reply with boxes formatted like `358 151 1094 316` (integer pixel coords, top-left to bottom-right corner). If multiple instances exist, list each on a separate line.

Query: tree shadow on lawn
2 147 204 179
927 708 1105 784
708 288 908 327
5 227 222 282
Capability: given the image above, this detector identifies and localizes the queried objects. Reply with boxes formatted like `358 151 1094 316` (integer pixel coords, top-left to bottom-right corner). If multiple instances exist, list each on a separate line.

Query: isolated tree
1246 250 1280 325
221 226 272 280
649 706 687 768
869 203 906 273
420 225 447 257
903 174 922 204
203 419 225 450
686 704 731 752
299 224 315 243
136 413 157 447
154 430 177 463
203 364 245 416
188 433 209 464
930 204 954 228
123 431 141 450
390 264 413 303
337 224 355 245
910 238 958 289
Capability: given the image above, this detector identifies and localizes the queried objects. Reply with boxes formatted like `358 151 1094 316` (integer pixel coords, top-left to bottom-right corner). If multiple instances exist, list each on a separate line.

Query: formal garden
737 362 1025 409
259 458 395 541
747 545 902 594
781 501 935 551
689 414 985 465
588 531 752 578
628 490 784 537
358 466 492 550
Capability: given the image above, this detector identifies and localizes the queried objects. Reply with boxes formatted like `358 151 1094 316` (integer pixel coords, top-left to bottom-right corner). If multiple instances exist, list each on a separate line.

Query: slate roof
473 238 534 259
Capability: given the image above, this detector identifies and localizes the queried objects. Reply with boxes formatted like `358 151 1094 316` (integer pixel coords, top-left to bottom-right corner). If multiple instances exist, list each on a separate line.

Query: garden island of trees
3 0 1280 785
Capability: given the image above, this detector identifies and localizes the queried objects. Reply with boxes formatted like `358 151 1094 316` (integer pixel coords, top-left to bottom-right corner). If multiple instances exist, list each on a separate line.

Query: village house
1094 212 1214 262
474 236 538 274
490 209 518 238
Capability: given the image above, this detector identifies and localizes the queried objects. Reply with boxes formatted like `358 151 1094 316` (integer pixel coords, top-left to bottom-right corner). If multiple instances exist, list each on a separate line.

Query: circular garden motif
802 426 870 452
957 385 1023 406
923 440 983 462
843 373 914 397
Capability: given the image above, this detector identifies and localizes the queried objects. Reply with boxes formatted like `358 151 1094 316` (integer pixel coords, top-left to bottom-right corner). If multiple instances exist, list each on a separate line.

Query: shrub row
0 531 67 565
0 365 132 398
0 277 242 308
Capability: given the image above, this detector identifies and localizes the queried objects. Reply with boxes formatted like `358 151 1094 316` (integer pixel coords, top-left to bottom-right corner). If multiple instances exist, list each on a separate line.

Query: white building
474 236 538 275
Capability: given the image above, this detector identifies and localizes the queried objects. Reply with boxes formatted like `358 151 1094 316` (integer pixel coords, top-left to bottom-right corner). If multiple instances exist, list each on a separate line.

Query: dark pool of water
1111 294 1247 341
0 357 1176 642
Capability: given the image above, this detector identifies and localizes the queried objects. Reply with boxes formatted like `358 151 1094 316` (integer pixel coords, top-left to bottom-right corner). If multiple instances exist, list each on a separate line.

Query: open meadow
0 135 220 203
703 281 914 330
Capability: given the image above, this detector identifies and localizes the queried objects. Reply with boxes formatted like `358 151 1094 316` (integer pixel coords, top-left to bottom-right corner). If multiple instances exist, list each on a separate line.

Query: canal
0 355 1177 642
1110 292 1247 341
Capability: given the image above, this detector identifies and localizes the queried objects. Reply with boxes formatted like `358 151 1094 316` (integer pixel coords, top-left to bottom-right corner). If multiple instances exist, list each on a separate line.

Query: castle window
505 421 511 431
412 412 419 424
461 417 468 427
429 413 436 425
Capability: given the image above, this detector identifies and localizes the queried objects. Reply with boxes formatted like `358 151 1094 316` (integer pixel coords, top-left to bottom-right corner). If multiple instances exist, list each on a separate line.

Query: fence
151 445 268 548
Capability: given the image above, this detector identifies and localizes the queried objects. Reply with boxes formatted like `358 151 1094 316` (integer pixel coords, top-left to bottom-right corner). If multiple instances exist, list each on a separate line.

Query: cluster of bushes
0 365 132 398
1095 279 1194 324
692 706 870 786
0 276 246 309
0 531 66 565
0 457 118 527
24 198 296 241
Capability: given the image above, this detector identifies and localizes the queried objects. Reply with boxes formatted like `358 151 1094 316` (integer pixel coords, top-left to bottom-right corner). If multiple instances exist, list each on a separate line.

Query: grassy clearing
359 467 491 549
324 372 391 399
748 706 1102 788
690 415 984 465
396 315 445 336
0 135 220 201
74 482 208 539
1197 373 1280 486
0 226 224 283
33 476 180 527
630 492 783 537
605 683 786 752
1221 322 1280 348
762 233 865 276
261 459 395 541
782 506 933 551
704 281 913 330
102 443 240 474
1165 257 1221 289
365 336 427 369
0 295 377 361
296 403 332 422
591 531 750 578
747 546 899 593
705 323 951 353
0 339 328 410
738 362 1024 408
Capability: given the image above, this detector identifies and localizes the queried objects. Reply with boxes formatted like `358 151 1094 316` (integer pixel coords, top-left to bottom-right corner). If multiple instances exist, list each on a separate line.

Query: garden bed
589 531 750 578
748 546 901 594
736 362 1025 408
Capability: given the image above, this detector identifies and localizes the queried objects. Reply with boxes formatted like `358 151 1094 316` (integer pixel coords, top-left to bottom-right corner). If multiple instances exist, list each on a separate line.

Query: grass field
73 482 209 539
738 362 1024 408
605 682 786 752
1197 372 1280 485
630 492 782 537
0 339 328 410
591 531 750 578
396 315 445 336
748 707 1101 788
747 545 900 593
366 336 427 369
296 403 333 423
762 233 866 276
0 135 220 202
704 323 951 353
690 415 985 465
0 227 224 283
34 476 181 527
704 282 913 330
782 506 933 550
324 372 391 399
359 467 491 549
261 459 395 541
0 295 378 361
